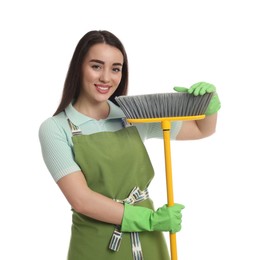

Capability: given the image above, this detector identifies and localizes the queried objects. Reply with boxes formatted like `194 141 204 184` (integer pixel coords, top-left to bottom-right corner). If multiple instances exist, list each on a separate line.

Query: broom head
115 92 213 119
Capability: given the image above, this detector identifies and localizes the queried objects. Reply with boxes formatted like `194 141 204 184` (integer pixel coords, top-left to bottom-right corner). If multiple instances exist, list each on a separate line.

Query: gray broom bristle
115 92 213 119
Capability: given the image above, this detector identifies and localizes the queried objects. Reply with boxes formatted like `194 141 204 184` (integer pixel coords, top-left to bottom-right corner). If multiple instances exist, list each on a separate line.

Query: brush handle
127 116 206 259
162 120 177 260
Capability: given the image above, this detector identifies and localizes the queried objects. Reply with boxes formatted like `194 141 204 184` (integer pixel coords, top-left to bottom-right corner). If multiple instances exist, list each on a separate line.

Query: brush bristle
115 92 213 119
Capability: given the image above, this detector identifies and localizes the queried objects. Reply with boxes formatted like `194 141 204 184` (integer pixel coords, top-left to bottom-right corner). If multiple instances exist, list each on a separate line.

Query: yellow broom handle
127 116 205 260
161 120 177 260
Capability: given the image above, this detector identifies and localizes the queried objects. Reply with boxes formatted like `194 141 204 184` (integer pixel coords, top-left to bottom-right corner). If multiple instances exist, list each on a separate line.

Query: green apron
67 121 170 260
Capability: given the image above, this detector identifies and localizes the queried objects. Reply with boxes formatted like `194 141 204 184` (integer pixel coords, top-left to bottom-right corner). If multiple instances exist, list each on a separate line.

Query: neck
73 99 110 120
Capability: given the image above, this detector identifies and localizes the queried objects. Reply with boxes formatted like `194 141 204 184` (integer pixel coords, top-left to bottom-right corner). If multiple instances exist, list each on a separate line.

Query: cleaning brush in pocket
115 91 213 260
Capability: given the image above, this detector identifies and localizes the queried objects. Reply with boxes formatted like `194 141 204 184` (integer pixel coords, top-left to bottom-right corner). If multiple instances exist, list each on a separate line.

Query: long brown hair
53 30 129 116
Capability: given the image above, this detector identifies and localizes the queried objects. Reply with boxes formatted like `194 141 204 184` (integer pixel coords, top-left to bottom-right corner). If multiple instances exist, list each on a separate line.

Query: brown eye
113 67 121 73
91 64 101 70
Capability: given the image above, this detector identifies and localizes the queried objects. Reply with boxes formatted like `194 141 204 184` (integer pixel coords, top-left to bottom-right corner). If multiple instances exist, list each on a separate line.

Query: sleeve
135 121 183 141
38 117 81 182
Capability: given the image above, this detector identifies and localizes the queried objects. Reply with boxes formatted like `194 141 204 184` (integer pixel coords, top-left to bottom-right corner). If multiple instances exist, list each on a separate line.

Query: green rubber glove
121 203 184 233
174 82 221 115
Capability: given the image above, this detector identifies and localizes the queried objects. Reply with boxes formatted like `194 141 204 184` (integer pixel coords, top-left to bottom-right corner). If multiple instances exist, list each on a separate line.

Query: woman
39 30 220 260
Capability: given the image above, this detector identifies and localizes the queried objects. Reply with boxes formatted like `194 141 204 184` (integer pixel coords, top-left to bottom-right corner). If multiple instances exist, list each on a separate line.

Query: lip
95 84 111 94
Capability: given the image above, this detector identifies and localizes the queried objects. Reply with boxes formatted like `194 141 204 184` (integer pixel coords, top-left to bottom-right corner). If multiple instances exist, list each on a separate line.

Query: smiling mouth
95 84 111 93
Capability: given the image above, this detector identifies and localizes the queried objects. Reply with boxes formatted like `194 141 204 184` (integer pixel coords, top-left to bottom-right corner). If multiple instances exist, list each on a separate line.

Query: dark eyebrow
113 63 123 67
89 59 122 66
90 59 104 64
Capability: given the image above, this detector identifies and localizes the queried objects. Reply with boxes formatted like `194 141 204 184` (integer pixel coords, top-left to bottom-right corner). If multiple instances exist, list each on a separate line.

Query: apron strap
121 118 133 128
66 114 130 136
65 113 82 136
109 187 149 260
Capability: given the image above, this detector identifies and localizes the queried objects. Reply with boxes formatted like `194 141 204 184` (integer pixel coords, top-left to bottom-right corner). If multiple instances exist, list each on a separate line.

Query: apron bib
67 123 169 260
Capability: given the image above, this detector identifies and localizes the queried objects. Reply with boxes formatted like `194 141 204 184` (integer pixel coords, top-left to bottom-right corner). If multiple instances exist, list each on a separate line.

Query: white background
1 0 255 259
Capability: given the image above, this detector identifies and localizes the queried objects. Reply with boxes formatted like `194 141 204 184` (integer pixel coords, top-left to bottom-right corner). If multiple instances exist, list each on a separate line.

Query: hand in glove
174 82 221 115
121 203 184 233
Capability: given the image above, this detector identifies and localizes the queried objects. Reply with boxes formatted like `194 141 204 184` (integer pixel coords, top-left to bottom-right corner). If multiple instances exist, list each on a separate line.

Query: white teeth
97 86 109 90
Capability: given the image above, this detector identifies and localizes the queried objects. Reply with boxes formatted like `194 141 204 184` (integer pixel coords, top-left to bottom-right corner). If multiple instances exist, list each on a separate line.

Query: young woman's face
80 43 124 104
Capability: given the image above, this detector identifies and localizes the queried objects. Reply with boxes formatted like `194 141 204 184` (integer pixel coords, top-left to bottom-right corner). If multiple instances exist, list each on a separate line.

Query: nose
99 69 110 83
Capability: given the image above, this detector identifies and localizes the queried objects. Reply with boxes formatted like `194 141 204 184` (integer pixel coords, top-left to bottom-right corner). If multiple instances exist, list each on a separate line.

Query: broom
115 92 213 260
